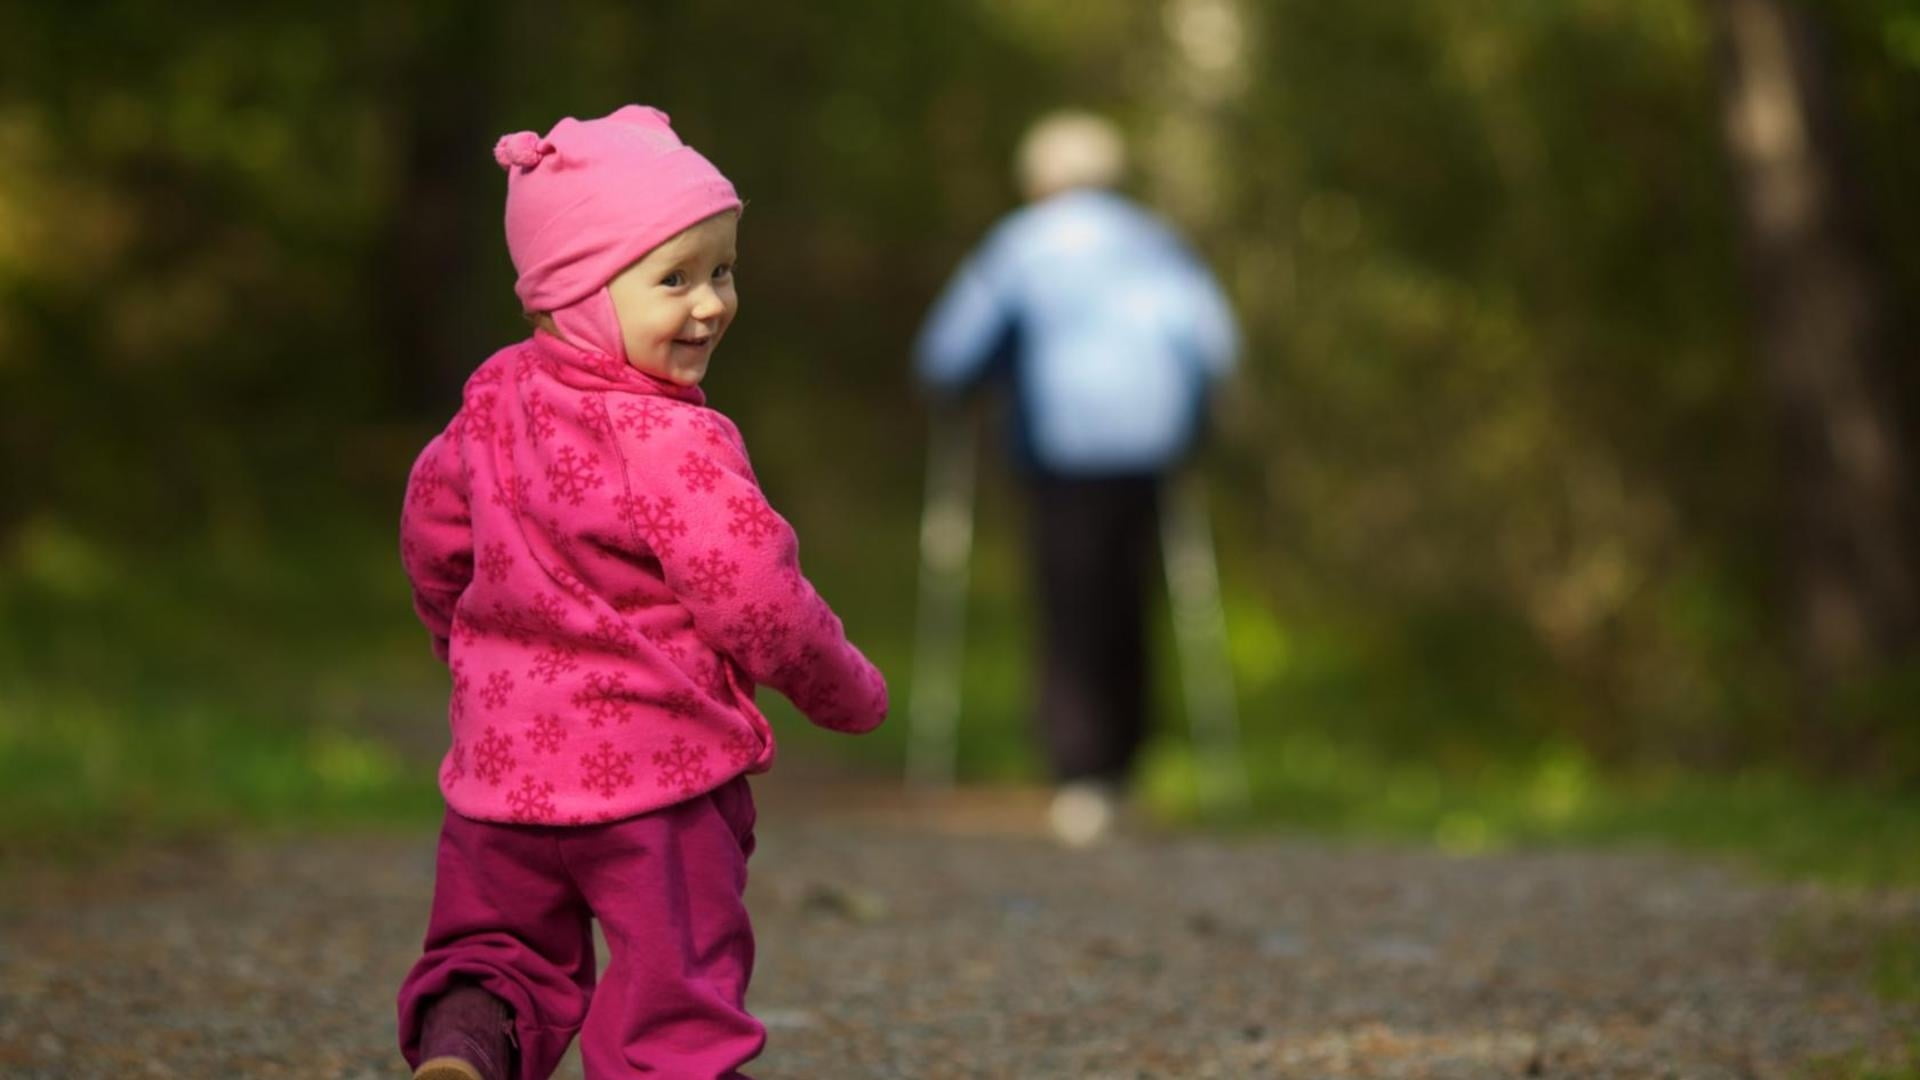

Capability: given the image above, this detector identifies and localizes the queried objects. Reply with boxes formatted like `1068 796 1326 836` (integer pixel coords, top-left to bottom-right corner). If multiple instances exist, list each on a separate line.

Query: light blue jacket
915 188 1238 475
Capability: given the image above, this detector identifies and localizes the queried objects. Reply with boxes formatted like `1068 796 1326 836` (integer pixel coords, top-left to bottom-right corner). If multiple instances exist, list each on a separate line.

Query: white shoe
1048 780 1123 848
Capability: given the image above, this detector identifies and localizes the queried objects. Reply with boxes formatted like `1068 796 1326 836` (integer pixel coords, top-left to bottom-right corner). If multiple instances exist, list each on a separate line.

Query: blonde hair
1016 111 1125 200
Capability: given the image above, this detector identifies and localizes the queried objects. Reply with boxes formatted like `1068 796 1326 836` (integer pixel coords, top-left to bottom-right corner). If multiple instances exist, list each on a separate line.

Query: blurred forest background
3 0 1917 877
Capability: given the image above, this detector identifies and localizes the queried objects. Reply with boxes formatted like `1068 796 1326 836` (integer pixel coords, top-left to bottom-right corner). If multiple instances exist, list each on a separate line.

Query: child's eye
660 270 687 287
712 263 733 281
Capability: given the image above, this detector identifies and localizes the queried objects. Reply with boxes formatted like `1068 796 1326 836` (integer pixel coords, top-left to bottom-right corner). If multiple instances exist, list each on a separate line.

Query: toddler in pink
395 105 887 1080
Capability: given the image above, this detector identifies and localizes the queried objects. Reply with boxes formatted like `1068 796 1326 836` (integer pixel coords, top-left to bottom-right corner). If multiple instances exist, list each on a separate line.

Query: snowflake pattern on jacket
401 330 888 824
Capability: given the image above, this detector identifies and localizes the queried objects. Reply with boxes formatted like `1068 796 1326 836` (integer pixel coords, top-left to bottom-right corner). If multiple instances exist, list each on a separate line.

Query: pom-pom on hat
497 105 740 356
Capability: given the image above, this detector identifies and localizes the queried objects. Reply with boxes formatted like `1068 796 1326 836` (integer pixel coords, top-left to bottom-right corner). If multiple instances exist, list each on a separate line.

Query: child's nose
691 284 727 320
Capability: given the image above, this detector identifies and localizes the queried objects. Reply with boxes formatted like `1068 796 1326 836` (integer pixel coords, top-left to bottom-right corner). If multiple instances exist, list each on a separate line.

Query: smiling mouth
674 337 712 348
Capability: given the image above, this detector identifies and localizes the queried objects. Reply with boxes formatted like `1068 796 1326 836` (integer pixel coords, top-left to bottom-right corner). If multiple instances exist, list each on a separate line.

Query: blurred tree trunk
1149 0 1265 443
1149 0 1248 239
1710 0 1918 765
377 2 508 412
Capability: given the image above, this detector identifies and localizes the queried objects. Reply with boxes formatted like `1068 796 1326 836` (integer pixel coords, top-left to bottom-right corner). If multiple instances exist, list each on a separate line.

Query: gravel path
3 775 1916 1079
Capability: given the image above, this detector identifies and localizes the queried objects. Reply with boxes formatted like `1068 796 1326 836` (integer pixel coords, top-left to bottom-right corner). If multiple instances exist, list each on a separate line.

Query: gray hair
1016 111 1126 199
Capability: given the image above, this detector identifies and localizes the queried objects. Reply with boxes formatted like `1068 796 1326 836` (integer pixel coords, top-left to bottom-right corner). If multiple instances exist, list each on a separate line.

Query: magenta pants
397 776 762 1079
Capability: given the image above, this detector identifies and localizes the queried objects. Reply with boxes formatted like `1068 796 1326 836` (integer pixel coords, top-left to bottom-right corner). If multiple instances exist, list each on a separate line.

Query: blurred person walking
914 111 1239 846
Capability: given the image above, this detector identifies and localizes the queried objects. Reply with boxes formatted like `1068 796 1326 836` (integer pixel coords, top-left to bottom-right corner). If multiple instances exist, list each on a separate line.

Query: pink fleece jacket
400 329 887 825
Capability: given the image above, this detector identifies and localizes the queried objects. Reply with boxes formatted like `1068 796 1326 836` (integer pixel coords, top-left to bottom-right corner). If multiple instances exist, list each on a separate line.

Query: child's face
606 211 739 386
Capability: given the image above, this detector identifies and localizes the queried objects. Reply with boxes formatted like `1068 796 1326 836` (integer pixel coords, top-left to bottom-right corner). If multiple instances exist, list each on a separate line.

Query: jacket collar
529 328 707 406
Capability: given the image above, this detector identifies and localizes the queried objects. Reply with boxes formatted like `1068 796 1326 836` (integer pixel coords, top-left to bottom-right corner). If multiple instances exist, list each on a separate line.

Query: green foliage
2 3 1917 854
0 514 444 859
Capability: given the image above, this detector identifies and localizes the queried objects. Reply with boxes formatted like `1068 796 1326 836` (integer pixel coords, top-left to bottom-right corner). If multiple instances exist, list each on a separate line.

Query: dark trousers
1026 471 1161 785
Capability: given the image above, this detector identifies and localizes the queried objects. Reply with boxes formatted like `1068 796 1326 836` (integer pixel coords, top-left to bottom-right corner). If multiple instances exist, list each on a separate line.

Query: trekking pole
1160 470 1250 814
906 409 977 790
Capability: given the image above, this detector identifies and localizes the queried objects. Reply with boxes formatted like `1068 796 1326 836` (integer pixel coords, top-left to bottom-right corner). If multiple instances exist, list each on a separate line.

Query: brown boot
413 984 515 1080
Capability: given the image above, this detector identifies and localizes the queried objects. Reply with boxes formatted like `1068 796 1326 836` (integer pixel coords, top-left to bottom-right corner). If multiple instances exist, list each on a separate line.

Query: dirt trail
3 776 1915 1078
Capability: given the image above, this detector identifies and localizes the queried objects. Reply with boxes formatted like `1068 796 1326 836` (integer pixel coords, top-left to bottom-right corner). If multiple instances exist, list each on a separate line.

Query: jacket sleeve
1178 255 1240 381
609 408 888 733
914 241 1015 397
398 429 473 663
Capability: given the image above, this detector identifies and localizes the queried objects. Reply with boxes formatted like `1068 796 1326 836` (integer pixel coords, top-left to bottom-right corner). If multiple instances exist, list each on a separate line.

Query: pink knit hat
497 105 740 360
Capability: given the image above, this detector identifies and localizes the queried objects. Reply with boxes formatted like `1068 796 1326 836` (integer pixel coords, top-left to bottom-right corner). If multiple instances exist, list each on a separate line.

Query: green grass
0 511 446 860
1135 735 1920 886
1875 929 1920 1004
1800 1042 1920 1080
5 503 1919 894
0 692 441 856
